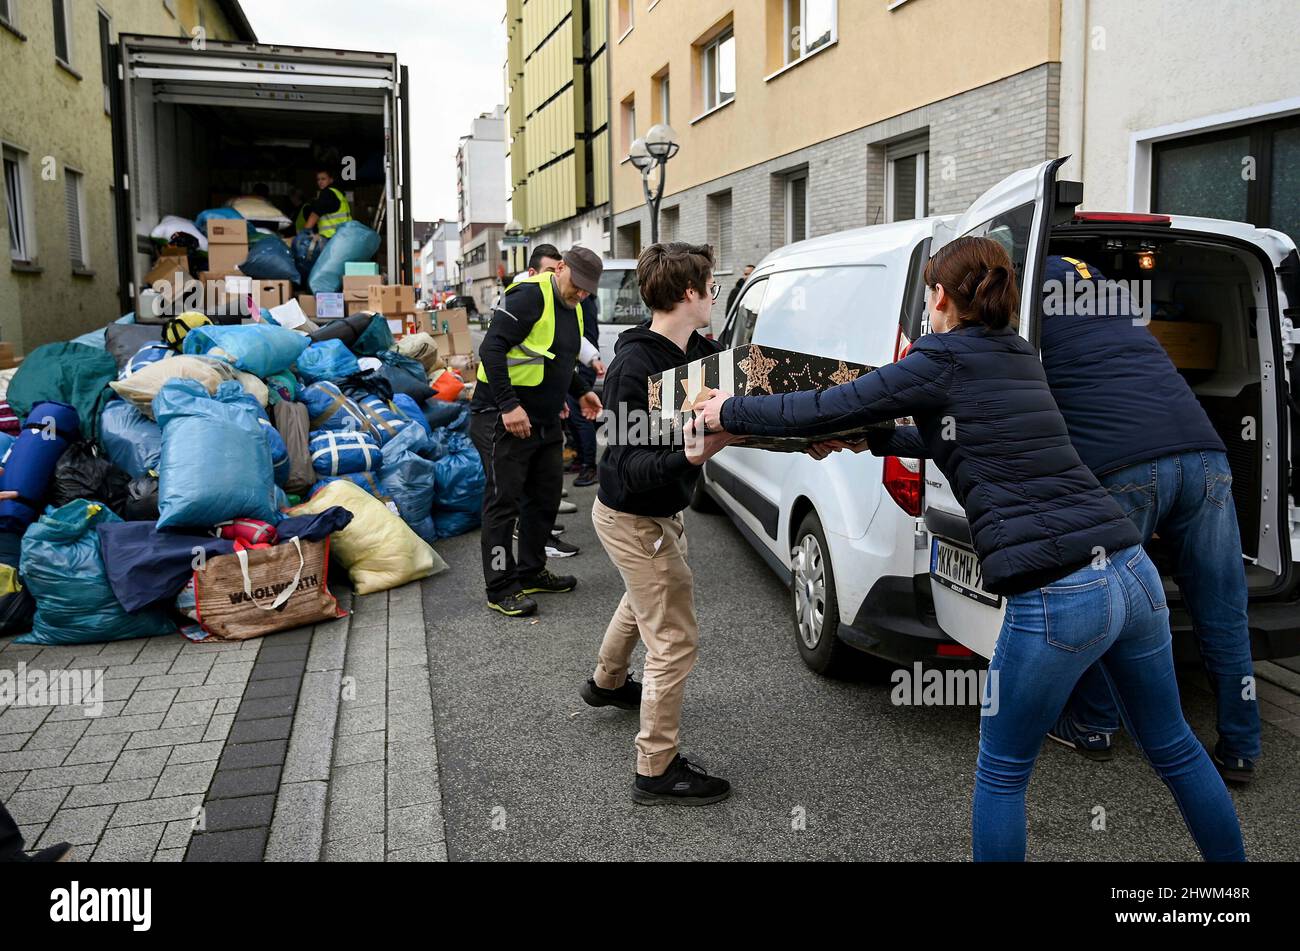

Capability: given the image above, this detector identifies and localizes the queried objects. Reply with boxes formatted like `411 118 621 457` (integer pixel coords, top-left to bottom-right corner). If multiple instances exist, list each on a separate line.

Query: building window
701 28 736 113
707 190 733 272
0 0 17 31
64 167 88 269
654 72 670 126
785 171 809 244
51 0 71 66
617 0 633 38
98 8 112 114
1152 115 1300 244
784 0 836 66
660 205 679 242
885 138 928 222
4 145 36 263
616 221 642 259
621 95 637 155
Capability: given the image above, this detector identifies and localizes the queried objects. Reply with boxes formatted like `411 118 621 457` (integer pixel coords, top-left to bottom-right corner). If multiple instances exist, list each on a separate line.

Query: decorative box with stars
648 344 893 451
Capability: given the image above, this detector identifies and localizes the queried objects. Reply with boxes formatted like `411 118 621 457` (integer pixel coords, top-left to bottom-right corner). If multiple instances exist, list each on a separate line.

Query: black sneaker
1212 741 1255 785
24 842 73 862
633 754 731 806
545 537 580 559
1046 714 1114 762
551 524 566 536
487 592 539 617
574 466 598 487
520 568 577 594
581 674 642 710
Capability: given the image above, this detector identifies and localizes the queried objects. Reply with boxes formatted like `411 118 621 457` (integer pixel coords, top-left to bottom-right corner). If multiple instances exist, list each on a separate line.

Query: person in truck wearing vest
470 246 605 618
301 169 352 238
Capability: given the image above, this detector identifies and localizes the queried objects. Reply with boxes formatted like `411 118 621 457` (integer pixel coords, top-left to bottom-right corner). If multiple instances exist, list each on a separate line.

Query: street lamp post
629 123 679 245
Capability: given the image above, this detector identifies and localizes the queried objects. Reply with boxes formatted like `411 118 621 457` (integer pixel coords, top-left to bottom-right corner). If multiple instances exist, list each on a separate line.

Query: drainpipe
1058 0 1089 185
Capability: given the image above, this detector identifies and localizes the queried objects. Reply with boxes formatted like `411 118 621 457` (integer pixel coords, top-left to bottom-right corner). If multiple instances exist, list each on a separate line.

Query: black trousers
469 409 563 601
0 800 25 860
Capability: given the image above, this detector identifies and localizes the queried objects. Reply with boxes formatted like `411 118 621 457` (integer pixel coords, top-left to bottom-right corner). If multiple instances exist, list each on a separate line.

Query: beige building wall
610 0 1060 216
0 0 246 355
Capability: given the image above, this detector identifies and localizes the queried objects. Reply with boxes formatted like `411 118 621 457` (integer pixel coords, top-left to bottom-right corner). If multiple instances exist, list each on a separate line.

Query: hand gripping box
649 344 892 451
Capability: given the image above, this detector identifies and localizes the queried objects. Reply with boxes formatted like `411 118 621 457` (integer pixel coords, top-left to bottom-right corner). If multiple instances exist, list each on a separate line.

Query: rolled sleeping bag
0 402 81 533
309 430 382 477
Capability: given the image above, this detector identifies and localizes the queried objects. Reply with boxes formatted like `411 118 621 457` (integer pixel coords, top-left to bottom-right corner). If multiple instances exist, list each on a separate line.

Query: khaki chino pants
591 497 699 777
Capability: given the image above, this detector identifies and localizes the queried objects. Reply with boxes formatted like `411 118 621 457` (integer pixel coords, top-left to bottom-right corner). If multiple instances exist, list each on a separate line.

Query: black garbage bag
48 442 131 515
338 371 394 403
123 475 160 522
0 531 34 637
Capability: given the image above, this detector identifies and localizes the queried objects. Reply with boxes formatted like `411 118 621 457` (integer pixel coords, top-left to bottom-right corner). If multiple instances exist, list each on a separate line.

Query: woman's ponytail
923 237 1021 331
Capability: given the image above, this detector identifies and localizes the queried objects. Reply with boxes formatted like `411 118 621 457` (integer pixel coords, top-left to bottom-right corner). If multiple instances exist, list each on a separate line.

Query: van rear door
921 158 1074 657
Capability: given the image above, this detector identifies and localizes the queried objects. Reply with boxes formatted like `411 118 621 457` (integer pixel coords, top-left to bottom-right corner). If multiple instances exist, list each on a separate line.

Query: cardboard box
367 284 416 315
447 330 473 356
343 274 384 301
345 262 381 277
386 318 406 336
650 345 890 452
316 293 345 320
143 246 191 289
206 219 247 244
433 307 470 336
429 332 450 357
346 300 371 317
254 280 291 310
415 313 437 336
1146 320 1219 371
207 243 248 276
297 294 317 319
0 342 21 371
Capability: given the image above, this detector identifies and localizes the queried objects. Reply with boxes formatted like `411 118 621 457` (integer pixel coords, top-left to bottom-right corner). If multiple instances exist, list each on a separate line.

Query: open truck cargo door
921 158 1077 658
114 34 404 314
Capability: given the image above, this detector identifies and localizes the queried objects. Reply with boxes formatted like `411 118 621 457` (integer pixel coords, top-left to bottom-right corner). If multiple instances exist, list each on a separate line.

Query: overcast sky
240 0 507 223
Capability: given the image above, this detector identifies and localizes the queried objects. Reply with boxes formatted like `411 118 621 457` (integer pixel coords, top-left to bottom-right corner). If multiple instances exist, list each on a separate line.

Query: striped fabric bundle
356 394 411 445
120 343 174 380
309 430 382 477
301 382 380 441
0 401 19 437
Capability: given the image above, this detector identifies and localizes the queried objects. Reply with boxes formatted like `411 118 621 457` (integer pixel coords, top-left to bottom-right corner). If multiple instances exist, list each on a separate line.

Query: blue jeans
1065 451 1261 760
973 545 1244 861
565 394 598 468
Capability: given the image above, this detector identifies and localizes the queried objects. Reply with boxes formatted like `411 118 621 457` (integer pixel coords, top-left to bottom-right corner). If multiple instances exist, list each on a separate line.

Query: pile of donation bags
0 311 477 646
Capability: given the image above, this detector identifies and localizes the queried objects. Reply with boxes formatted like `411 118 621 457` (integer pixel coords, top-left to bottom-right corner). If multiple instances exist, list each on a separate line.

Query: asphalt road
420 472 1300 862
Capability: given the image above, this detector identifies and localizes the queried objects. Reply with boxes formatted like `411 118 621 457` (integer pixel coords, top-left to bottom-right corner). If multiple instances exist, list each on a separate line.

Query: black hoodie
597 324 722 517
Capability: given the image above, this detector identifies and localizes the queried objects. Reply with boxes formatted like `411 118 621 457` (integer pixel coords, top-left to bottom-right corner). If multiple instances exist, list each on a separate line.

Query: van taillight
882 324 923 516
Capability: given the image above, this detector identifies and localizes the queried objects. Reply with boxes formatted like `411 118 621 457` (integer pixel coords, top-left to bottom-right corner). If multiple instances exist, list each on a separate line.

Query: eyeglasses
708 282 721 302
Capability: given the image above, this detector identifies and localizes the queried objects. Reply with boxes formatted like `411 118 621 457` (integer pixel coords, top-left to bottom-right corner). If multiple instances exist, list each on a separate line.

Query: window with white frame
885 138 928 222
707 190 733 272
98 8 112 114
785 171 809 244
701 28 735 113
52 0 71 66
65 167 88 269
621 96 637 154
0 0 17 30
784 0 836 66
617 0 633 37
4 145 36 263
658 74 670 126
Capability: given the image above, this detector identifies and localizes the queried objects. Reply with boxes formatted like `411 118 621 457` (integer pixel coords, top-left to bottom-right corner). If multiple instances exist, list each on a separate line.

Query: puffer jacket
720 324 1142 595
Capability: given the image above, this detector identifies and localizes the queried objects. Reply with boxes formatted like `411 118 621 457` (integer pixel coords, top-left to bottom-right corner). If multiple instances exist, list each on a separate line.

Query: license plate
931 539 1002 608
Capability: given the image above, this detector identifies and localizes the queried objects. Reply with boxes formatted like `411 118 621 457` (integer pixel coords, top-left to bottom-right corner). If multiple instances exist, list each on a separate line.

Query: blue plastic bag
120 343 173 380
240 235 300 282
182 323 310 378
423 399 468 433
98 400 162 479
308 221 381 294
432 431 485 539
292 231 323 284
380 425 437 544
16 499 175 645
0 402 81 533
391 394 433 436
309 430 382 477
154 379 279 530
295 339 360 384
301 382 379 439
310 471 385 499
356 394 410 445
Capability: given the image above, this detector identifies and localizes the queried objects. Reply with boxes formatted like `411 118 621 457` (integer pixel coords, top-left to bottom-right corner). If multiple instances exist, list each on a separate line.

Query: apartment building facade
1058 0 1298 246
0 0 254 353
504 0 611 271
457 106 508 313
609 0 1062 322
418 219 460 306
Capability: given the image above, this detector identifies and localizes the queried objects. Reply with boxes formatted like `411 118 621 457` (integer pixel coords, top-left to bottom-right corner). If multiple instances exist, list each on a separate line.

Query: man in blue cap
1037 255 1260 783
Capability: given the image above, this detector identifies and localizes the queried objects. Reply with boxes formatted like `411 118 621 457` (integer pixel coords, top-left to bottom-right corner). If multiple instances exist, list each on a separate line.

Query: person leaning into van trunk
693 237 1245 860
1037 255 1261 783
581 242 738 806
471 247 604 618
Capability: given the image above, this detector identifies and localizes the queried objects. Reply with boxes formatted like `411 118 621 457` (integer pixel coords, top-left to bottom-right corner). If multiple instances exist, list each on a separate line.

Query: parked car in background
698 157 1298 677
593 258 649 391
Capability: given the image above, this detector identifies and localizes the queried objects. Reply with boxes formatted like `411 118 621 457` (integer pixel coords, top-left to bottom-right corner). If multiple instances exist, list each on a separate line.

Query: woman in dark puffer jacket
692 236 1244 861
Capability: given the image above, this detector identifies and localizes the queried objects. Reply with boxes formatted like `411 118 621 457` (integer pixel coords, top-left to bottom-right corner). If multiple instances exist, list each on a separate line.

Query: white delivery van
594 258 649 369
700 157 1299 675
111 34 413 312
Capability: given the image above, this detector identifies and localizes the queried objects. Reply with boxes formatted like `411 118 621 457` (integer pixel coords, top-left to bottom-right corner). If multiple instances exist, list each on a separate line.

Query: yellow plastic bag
288 479 446 594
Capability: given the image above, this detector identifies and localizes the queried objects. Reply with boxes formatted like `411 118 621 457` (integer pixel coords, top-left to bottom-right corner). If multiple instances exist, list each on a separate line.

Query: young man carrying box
580 242 737 806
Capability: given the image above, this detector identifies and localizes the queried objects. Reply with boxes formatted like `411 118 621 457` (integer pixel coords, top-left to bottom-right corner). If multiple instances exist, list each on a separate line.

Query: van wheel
791 512 860 678
689 476 720 513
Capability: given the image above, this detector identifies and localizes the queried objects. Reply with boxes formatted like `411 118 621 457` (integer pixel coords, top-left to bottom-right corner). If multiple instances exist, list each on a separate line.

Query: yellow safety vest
477 273 584 389
317 187 352 238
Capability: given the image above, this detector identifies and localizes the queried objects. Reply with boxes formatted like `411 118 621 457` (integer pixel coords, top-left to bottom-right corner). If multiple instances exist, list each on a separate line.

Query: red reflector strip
936 643 973 657
1071 211 1171 225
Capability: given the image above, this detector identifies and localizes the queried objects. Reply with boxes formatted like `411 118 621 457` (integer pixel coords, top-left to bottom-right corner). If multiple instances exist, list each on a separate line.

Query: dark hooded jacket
721 324 1142 595
597 324 721 517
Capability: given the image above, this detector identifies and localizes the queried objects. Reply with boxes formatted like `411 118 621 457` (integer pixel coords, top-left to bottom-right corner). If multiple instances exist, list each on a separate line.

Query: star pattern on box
648 376 662 412
829 361 861 387
738 347 779 394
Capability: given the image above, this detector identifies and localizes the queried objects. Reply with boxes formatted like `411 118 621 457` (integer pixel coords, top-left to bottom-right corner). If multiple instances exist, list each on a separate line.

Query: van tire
791 511 861 678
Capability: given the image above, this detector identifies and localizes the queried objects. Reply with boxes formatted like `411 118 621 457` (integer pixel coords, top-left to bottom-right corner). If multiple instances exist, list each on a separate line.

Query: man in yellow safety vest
470 246 605 617
301 169 352 238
